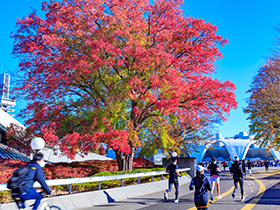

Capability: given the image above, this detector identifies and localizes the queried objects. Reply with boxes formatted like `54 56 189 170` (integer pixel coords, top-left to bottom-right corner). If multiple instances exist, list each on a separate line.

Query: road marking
256 170 280 175
240 176 266 210
187 186 235 210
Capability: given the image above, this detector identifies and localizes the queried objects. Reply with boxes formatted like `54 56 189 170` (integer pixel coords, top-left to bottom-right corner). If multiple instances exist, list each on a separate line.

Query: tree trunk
115 100 138 171
115 146 135 171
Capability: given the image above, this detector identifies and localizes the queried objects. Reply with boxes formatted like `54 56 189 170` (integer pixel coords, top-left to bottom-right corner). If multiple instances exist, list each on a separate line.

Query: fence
0 168 191 194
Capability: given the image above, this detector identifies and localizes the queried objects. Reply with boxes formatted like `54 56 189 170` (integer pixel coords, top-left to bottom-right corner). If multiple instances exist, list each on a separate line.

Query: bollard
151 175 153 182
69 184 72 194
121 179 123 187
161 175 164 180
138 177 140 184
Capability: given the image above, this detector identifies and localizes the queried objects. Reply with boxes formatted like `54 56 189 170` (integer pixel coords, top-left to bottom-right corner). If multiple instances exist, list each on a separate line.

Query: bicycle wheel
44 205 62 210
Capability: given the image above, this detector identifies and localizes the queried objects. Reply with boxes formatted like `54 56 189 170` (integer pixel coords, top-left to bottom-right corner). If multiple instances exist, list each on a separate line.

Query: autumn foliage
10 0 237 170
244 58 280 149
0 158 154 183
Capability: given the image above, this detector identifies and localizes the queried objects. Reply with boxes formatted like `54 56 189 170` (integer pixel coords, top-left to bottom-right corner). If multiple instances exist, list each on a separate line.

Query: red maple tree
10 0 237 171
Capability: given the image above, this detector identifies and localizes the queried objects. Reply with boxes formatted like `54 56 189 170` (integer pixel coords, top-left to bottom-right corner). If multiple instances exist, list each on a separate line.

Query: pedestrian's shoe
241 197 245 202
174 199 179 203
210 194 213 201
164 192 168 200
217 195 222 199
232 192 235 198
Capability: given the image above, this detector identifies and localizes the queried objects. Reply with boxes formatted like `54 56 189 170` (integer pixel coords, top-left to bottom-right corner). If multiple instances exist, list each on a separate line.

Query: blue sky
184 0 280 137
0 0 279 138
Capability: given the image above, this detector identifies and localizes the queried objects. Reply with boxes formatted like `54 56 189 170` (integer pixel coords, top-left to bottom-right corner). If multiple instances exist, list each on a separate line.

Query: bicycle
14 191 61 210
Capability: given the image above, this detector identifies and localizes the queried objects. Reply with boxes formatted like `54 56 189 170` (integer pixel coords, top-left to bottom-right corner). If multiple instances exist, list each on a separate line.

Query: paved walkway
80 167 280 210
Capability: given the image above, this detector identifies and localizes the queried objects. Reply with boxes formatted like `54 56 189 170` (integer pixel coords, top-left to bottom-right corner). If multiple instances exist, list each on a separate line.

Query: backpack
7 166 30 192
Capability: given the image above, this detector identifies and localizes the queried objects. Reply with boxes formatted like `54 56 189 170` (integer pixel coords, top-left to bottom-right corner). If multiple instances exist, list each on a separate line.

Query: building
0 108 24 144
190 132 280 161
0 73 16 115
0 73 20 144
0 101 29 161
0 142 29 161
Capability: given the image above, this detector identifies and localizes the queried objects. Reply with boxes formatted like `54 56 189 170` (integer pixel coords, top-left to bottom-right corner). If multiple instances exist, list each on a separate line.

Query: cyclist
18 152 53 210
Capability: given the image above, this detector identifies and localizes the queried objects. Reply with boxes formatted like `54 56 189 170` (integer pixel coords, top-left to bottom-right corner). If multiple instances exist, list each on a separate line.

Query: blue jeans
166 178 179 199
19 188 43 210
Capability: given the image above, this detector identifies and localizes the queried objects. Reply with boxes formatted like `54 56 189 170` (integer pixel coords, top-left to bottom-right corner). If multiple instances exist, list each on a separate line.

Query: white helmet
171 152 178 158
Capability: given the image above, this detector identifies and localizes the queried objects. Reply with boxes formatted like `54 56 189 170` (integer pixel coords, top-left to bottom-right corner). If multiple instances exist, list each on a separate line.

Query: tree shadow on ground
256 181 280 205
257 173 280 181
94 196 193 208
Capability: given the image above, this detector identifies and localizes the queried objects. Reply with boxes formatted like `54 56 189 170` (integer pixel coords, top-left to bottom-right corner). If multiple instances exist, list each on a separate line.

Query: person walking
164 156 182 203
241 160 246 177
264 160 269 172
222 161 227 171
189 165 212 210
18 152 53 210
230 156 245 202
247 160 252 176
207 157 221 200
228 157 234 170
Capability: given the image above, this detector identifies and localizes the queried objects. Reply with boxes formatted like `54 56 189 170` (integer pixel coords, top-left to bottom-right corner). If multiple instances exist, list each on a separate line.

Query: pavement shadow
103 191 115 203
257 173 280 181
255 181 280 205
94 196 194 208
95 197 162 207
218 172 235 181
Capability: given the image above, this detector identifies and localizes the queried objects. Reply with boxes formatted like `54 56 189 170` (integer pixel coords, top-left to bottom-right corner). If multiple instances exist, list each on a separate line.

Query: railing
0 168 191 194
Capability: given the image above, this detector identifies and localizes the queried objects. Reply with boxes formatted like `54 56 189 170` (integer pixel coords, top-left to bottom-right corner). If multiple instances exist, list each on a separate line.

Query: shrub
0 158 156 183
0 158 167 204
133 158 155 168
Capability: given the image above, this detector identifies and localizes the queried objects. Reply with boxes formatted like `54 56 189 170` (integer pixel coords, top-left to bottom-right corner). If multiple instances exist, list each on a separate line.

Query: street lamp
172 152 178 158
31 137 45 158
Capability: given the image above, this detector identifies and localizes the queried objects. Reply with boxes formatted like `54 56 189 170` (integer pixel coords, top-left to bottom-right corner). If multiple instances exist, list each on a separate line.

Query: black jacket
247 161 252 169
190 174 212 207
264 161 269 168
20 161 51 194
166 163 179 180
230 161 244 178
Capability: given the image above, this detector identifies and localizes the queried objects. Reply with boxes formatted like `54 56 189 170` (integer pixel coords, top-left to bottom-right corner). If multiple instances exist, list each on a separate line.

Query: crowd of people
198 158 278 173
164 154 278 210
8 150 278 210
188 156 247 209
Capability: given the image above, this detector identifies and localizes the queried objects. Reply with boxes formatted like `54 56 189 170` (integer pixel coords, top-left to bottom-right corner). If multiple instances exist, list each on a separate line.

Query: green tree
244 58 280 149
